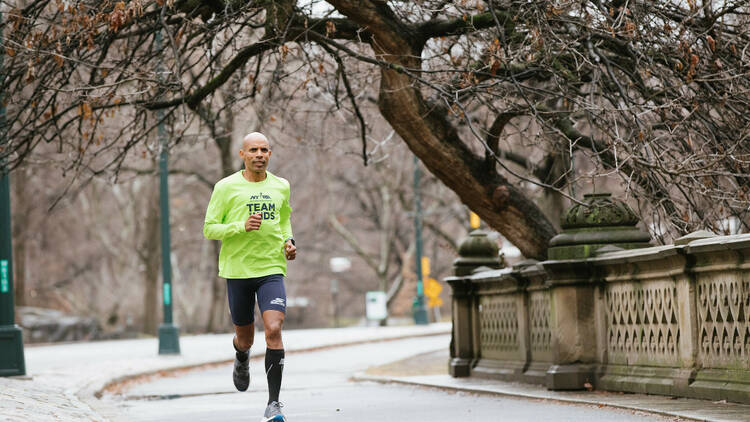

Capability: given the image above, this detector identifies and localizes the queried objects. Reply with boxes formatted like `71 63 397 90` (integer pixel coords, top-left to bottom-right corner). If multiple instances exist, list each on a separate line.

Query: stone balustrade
448 194 750 404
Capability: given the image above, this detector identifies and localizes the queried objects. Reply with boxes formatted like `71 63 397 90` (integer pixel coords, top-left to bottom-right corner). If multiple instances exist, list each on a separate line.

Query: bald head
242 132 269 149
239 132 272 179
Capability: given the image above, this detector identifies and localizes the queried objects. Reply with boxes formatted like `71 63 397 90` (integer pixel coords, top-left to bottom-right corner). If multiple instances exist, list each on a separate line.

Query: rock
17 306 100 343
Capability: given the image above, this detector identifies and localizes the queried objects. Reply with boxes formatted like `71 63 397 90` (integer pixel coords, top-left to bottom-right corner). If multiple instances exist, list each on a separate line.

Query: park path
106 334 683 422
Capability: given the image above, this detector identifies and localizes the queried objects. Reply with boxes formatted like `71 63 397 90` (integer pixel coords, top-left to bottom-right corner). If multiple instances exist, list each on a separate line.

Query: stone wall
447 207 750 404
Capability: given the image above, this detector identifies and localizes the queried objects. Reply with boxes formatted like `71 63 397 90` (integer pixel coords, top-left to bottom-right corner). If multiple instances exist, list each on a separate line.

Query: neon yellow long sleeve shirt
203 170 293 278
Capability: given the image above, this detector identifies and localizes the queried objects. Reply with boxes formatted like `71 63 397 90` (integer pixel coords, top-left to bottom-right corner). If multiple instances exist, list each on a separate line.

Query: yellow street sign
424 277 442 299
470 212 480 229
421 256 430 278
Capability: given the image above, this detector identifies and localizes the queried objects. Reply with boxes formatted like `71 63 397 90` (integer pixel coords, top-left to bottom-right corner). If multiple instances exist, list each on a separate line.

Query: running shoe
261 401 286 422
232 345 250 392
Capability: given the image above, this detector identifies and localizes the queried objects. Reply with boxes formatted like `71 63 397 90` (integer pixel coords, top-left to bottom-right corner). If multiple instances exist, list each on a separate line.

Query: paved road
104 335 678 422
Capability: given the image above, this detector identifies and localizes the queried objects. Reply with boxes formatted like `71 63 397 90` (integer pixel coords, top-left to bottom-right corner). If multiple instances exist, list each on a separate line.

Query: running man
203 132 296 422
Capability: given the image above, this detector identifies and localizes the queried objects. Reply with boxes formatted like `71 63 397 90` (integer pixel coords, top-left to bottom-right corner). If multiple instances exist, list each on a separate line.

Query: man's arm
203 185 245 240
280 183 295 260
279 185 293 244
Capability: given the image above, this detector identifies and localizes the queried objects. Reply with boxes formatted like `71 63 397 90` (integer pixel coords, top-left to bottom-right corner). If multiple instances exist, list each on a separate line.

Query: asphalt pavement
104 335 680 422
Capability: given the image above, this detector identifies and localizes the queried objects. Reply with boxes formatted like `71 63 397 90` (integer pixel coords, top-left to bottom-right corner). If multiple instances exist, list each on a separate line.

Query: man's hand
245 213 262 232
284 240 297 260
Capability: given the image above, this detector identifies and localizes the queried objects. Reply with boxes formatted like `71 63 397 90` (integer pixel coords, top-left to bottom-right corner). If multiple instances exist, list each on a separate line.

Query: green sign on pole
1 260 8 293
163 283 171 306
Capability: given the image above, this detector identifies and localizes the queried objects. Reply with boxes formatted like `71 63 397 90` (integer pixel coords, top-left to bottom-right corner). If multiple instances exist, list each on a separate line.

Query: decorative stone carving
697 277 750 368
605 283 680 366
548 193 651 260
562 193 639 228
479 295 519 358
453 229 502 276
529 292 552 354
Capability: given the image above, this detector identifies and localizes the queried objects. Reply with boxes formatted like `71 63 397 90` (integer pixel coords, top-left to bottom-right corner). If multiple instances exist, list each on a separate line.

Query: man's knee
235 326 255 351
264 318 284 341
236 336 254 351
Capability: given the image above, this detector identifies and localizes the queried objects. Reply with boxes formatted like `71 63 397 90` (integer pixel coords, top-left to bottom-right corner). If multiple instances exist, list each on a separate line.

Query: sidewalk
354 349 750 422
0 323 451 422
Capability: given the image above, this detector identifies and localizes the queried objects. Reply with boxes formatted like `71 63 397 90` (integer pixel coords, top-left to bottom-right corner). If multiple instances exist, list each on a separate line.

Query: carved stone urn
547 193 651 260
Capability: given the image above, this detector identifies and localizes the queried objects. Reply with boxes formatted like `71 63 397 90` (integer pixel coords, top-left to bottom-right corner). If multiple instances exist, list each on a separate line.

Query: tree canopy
3 0 750 259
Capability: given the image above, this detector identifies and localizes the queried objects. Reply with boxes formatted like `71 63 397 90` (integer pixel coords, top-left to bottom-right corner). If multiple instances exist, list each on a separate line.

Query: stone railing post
543 193 651 390
685 233 750 403
517 260 552 384
446 229 501 377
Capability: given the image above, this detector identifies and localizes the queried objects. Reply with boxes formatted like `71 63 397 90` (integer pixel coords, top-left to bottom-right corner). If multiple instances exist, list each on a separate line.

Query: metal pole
156 30 179 354
412 156 428 325
331 279 339 328
0 7 26 375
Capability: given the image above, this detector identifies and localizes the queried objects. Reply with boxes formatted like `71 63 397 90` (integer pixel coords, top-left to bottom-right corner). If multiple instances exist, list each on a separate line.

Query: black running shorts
226 274 287 326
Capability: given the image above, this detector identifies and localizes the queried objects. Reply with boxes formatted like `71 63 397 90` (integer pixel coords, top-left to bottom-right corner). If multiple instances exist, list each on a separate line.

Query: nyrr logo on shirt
270 297 285 307
249 192 272 200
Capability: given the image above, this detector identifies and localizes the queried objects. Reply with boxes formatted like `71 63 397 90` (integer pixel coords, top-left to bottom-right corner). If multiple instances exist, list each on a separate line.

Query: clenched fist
245 213 262 231
284 240 296 260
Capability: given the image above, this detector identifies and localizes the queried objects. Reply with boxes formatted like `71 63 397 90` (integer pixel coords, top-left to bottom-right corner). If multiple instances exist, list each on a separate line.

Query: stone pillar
447 230 501 377
543 193 651 390
446 276 474 377
685 233 750 403
518 260 553 384
542 260 598 389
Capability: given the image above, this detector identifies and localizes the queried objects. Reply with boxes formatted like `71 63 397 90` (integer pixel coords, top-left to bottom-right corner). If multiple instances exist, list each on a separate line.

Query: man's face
240 138 271 173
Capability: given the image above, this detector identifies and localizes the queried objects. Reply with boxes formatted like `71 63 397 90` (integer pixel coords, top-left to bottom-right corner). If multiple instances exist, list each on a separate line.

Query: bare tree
11 166 30 307
327 137 464 317
3 0 749 261
135 175 161 334
328 161 408 306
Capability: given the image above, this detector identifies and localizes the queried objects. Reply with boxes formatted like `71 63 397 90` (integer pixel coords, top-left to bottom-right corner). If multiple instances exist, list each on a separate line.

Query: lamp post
0 9 26 374
0 163 25 376
156 30 179 355
412 156 429 325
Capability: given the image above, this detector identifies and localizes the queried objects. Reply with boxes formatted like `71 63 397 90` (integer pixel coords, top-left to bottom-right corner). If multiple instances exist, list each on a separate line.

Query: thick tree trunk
205 240 226 332
329 1 557 259
12 167 28 307
205 113 235 332
141 179 161 335
377 78 557 258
